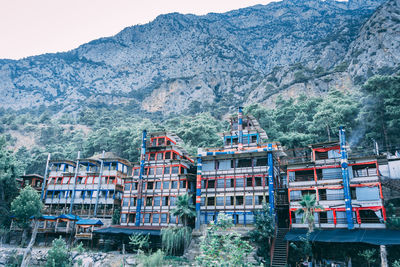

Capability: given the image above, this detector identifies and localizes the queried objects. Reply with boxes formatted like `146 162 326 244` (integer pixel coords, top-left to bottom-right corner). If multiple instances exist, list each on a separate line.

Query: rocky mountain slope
0 0 398 116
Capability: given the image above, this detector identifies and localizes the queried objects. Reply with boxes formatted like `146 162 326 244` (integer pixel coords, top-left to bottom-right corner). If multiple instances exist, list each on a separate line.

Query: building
17 174 43 192
120 131 196 227
43 152 131 219
287 128 387 230
195 107 283 228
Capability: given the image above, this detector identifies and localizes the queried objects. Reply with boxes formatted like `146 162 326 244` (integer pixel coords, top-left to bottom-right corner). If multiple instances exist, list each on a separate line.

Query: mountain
0 0 398 116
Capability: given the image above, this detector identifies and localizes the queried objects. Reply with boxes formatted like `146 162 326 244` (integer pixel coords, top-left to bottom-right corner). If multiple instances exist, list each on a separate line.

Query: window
164 167 170 175
150 153 155 160
162 197 169 206
125 184 131 191
123 198 129 207
236 196 244 205
161 214 167 223
148 168 154 176
163 181 170 190
207 197 215 206
146 197 153 206
246 196 253 205
170 197 176 206
208 180 215 189
201 197 205 206
153 213 160 224
157 153 163 160
154 197 160 206
158 138 165 146
170 214 177 224
251 135 257 144
217 179 225 188
257 195 264 205
237 158 252 168
133 169 139 176
156 181 162 189
152 139 157 146
255 177 262 186
179 180 186 189
147 182 154 190
130 197 136 206
226 196 233 205
171 181 178 189
216 197 224 206
246 178 253 187
128 214 135 223
144 213 150 223
165 152 171 160
156 168 163 175
172 166 179 174
236 178 244 187
226 179 233 187
121 214 127 223
255 157 267 166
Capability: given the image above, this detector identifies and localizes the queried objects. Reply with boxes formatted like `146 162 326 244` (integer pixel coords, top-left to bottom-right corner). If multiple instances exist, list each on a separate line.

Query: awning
285 228 400 245
94 227 161 236
57 214 81 221
76 219 103 226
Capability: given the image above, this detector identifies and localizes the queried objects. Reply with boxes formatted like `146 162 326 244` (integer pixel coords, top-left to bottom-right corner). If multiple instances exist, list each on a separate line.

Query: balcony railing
319 193 345 201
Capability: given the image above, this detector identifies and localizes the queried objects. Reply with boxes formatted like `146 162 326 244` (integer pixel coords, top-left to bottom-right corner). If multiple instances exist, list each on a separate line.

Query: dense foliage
0 137 20 227
45 237 71 267
196 213 254 266
249 203 275 262
161 226 192 256
11 186 43 229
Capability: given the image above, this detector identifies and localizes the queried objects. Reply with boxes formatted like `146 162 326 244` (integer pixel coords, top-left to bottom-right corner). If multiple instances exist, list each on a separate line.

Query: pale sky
0 0 276 60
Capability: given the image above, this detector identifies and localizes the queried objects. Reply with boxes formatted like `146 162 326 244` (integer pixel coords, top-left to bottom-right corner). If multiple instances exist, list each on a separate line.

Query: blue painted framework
339 126 354 229
195 157 202 229
135 130 147 226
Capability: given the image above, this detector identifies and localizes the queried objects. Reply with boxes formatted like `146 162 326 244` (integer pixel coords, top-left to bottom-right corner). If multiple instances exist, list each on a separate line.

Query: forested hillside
1 75 399 175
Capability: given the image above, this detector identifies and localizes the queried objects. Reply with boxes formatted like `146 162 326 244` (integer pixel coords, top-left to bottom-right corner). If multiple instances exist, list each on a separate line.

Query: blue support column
195 156 202 229
69 151 81 214
339 126 354 230
40 153 51 201
267 150 275 219
238 107 243 150
135 130 147 226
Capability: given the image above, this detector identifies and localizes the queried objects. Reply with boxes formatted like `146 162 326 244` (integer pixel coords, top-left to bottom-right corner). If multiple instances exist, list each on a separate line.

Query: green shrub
46 237 71 267
161 226 192 256
138 249 164 267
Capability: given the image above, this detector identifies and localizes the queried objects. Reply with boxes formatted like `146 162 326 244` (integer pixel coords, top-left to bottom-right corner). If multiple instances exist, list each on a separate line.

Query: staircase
271 228 289 267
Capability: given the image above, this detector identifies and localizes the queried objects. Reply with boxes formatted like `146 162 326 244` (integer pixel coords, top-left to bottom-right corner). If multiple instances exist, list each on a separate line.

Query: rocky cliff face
0 0 398 116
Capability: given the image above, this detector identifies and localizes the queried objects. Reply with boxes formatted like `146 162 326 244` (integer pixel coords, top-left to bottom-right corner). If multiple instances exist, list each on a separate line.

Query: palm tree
295 194 323 233
171 193 196 227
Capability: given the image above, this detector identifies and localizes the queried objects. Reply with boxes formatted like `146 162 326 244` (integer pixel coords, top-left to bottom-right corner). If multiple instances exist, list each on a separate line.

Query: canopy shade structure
76 219 103 226
94 226 161 236
57 214 81 221
285 229 400 245
29 215 57 220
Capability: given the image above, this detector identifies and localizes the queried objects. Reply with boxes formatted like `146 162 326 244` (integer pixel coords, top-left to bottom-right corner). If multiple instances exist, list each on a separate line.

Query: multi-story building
43 152 131 219
195 107 283 228
17 174 43 192
120 131 196 227
287 128 387 229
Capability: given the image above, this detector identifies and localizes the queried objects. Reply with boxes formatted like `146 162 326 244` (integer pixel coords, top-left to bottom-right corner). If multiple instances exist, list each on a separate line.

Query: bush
161 226 192 256
46 237 71 267
138 249 164 267
73 242 85 253
196 213 254 266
